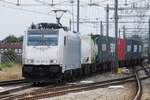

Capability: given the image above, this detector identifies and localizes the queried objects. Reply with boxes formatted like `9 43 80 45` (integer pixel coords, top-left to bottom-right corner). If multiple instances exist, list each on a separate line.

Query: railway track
133 71 142 100
0 79 32 99
0 79 30 86
1 75 143 100
0 66 149 100
20 76 150 100
133 65 150 100
136 65 149 73
140 65 150 75
0 84 32 99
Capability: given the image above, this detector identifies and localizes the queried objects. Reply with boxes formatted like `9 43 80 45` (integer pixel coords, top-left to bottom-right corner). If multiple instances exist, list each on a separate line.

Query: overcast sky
0 0 149 40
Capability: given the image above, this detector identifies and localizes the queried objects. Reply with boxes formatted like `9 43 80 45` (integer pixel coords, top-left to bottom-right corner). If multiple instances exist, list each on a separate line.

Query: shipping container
108 37 116 61
96 36 111 63
132 39 143 60
125 39 133 60
81 34 98 64
132 39 140 60
117 39 126 60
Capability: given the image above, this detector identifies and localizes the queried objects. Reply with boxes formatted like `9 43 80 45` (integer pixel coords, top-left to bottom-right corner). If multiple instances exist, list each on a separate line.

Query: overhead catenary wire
0 0 147 7
34 0 70 6
0 4 51 15
0 0 150 37
0 2 91 24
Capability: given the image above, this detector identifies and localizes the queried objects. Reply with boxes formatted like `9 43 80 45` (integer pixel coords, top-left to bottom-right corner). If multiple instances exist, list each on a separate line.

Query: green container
96 36 115 64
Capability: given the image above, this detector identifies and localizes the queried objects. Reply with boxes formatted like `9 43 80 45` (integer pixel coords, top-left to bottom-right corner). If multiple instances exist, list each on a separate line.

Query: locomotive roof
29 23 68 32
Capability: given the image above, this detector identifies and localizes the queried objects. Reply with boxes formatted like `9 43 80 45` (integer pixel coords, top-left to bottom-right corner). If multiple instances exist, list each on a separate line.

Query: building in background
0 42 22 55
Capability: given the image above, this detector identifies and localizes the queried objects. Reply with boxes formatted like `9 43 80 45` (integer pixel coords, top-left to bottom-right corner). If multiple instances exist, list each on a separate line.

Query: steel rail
0 79 32 99
0 84 32 98
20 77 147 100
1 67 150 100
133 71 142 100
18 74 150 100
5 76 135 100
133 65 150 100
0 79 30 86
140 65 150 75
2 75 150 100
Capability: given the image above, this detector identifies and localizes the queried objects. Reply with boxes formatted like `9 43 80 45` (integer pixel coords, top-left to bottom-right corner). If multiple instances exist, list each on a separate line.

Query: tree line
2 35 23 43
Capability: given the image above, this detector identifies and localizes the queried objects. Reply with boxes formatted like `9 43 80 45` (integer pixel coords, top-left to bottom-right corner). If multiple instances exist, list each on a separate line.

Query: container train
22 23 143 84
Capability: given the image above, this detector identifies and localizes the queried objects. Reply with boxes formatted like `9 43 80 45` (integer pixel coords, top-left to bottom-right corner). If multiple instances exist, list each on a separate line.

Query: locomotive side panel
62 32 81 73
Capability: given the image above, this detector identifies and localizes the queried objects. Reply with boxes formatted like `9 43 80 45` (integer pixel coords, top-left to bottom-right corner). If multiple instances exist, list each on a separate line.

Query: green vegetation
0 63 22 81
0 35 22 71
0 63 12 70
3 35 23 43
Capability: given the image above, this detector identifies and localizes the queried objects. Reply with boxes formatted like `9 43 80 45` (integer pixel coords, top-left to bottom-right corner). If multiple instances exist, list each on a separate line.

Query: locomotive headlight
53 60 57 63
27 59 34 63
50 59 57 64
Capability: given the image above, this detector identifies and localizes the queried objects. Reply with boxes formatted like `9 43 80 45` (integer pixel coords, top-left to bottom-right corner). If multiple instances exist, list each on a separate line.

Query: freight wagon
81 34 143 73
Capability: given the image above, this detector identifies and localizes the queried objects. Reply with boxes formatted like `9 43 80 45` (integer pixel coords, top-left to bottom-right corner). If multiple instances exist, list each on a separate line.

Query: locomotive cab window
27 30 58 46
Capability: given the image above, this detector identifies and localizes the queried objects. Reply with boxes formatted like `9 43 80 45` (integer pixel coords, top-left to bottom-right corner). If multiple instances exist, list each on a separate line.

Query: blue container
126 39 133 60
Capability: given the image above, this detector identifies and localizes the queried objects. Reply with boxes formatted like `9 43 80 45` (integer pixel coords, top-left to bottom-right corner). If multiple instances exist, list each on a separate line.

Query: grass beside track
0 63 22 81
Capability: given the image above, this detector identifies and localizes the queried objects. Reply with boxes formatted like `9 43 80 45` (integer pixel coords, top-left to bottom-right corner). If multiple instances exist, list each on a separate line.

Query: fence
0 54 22 64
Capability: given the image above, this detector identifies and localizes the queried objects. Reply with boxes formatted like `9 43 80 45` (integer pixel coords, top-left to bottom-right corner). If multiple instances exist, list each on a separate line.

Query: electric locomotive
22 23 81 84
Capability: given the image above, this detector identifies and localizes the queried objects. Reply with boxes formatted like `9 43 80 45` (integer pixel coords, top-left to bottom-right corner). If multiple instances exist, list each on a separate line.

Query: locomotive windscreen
27 30 58 46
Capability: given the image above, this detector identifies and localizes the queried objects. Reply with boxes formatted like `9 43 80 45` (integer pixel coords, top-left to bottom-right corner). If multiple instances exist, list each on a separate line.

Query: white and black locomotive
22 23 81 83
